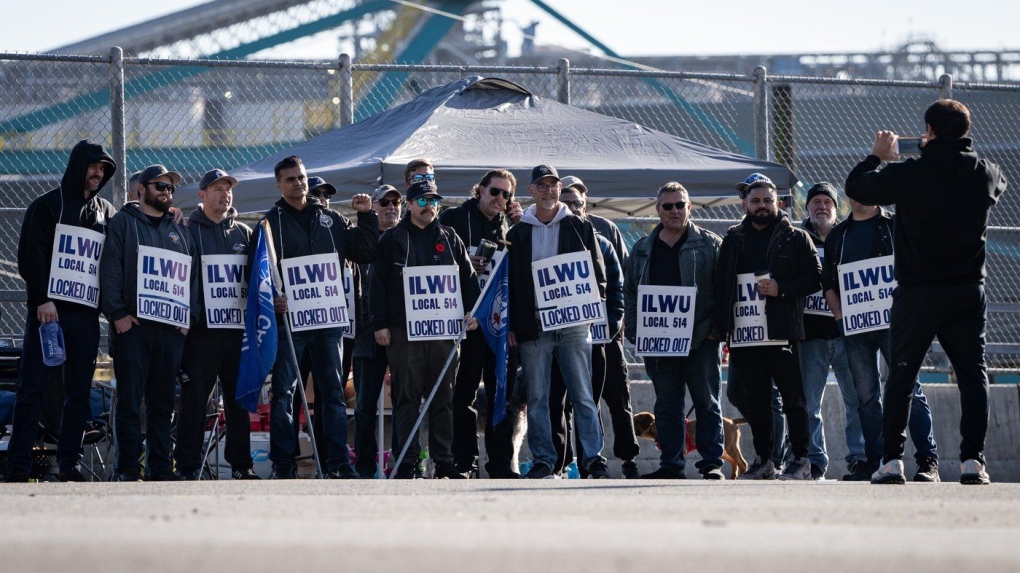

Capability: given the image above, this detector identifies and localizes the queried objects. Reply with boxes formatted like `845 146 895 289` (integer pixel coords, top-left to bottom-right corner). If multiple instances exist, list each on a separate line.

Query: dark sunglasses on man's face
310 190 334 199
376 198 402 207
487 187 512 200
407 173 436 183
148 182 175 194
660 201 687 211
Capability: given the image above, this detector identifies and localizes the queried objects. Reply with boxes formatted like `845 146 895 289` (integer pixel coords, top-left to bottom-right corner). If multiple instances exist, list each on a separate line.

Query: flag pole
260 220 324 479
387 254 502 479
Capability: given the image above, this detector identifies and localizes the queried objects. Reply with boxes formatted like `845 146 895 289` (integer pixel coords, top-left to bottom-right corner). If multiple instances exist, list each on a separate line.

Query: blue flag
236 230 278 413
478 252 510 427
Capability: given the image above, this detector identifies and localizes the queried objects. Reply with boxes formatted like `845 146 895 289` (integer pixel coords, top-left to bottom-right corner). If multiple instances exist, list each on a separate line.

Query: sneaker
58 468 87 482
111 473 143 482
642 466 687 479
434 464 468 479
522 462 555 480
871 459 906 484
960 459 990 485
701 467 725 480
913 458 940 482
485 464 521 479
738 456 776 480
231 467 261 480
587 459 611 479
777 457 811 481
324 466 360 479
810 464 826 481
392 466 417 480
4 469 30 483
269 464 297 480
842 461 879 482
621 460 640 480
148 471 186 482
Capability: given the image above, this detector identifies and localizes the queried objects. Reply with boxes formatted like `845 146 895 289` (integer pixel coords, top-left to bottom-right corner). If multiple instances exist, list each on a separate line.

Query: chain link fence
2 52 1018 374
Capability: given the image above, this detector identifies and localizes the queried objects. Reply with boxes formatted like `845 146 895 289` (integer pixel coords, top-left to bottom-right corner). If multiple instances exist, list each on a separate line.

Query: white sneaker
871 459 906 484
960 459 990 485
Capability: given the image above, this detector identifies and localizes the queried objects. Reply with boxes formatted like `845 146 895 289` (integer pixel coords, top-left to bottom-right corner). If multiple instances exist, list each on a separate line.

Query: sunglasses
415 196 441 208
148 182 175 194
309 190 334 199
376 198 402 207
660 201 687 211
488 187 512 200
407 173 436 183
561 199 584 209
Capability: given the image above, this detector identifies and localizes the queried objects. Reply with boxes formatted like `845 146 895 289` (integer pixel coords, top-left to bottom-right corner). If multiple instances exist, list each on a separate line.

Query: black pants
296 340 354 463
551 344 606 473
387 328 457 472
176 324 251 474
113 322 186 478
600 337 640 461
7 307 100 475
730 343 809 461
353 343 392 477
451 329 517 475
885 284 988 463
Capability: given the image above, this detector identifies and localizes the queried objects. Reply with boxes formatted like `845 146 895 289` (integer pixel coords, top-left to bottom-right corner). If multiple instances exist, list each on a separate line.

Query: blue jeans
518 325 606 471
270 326 350 471
644 340 723 472
798 337 855 471
842 327 938 463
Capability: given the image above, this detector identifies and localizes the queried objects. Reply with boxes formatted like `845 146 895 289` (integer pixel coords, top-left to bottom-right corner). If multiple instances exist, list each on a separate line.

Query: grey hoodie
521 203 571 262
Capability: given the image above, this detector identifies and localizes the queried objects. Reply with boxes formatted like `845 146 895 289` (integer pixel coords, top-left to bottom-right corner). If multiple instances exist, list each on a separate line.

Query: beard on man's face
748 208 779 226
144 190 172 213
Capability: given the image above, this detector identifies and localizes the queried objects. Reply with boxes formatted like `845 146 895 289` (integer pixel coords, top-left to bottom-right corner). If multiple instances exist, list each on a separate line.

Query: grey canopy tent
176 76 796 216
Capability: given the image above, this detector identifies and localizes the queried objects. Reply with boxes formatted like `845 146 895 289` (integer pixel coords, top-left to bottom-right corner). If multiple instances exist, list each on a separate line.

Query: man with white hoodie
506 165 610 479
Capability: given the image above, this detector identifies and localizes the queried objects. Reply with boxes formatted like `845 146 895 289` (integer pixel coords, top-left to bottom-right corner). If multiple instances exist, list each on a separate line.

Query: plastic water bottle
40 321 66 367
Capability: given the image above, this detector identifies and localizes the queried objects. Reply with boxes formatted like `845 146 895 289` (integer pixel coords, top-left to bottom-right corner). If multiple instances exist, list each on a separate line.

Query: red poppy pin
435 243 445 253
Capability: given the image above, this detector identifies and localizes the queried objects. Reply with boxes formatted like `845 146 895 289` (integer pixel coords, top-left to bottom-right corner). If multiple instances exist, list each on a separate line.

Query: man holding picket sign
624 182 725 480
101 164 199 482
175 169 258 481
247 156 378 480
713 173 821 481
370 179 480 479
507 164 610 480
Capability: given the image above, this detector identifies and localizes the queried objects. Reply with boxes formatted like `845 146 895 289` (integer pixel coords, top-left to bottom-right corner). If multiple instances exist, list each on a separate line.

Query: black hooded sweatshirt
18 139 117 312
846 137 1007 285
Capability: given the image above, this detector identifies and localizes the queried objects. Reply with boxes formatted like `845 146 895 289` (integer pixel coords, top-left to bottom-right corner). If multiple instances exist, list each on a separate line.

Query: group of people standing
3 99 1005 485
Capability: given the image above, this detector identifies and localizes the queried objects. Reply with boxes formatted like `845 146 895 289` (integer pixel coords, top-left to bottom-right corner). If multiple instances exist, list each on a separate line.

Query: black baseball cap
531 164 560 185
407 180 442 202
307 176 337 197
199 168 238 190
139 164 182 186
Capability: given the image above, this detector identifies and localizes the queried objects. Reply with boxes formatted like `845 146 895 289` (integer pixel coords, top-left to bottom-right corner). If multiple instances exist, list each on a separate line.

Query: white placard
340 266 356 340
136 245 192 328
838 255 896 335
403 265 464 341
589 304 611 344
47 224 104 308
730 272 787 348
531 251 603 331
280 253 348 332
635 285 698 356
202 254 247 329
804 250 833 317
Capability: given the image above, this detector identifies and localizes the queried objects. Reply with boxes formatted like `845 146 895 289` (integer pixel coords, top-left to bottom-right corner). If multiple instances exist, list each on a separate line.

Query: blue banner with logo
236 230 278 412
478 253 509 427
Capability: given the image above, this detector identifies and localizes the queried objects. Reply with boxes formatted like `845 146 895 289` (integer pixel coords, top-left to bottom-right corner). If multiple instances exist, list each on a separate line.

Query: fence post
109 46 126 210
557 58 570 105
940 73 954 100
772 83 796 174
339 53 354 127
753 66 769 161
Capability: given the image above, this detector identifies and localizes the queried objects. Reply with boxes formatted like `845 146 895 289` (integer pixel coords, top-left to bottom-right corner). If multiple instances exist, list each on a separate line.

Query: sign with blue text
340 266 356 340
589 304 611 344
280 253 348 332
202 254 247 329
47 224 104 309
532 251 603 331
730 273 787 348
136 245 192 328
636 285 697 356
403 265 464 341
838 255 896 335
804 250 833 317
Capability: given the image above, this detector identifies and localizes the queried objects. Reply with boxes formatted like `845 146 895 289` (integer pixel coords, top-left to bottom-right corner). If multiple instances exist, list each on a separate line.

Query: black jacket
437 196 510 249
506 206 607 344
821 208 895 297
188 206 253 329
713 212 821 342
845 137 1007 285
18 139 117 312
588 213 629 268
369 218 479 331
799 218 840 341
